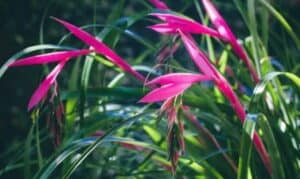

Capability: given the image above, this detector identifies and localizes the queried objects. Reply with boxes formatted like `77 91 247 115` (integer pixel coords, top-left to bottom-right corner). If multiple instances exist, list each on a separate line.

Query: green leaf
249 72 300 111
257 114 285 179
257 0 300 49
237 114 256 179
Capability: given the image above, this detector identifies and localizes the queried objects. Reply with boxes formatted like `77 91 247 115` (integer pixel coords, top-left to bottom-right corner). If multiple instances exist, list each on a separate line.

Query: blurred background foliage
0 0 299 178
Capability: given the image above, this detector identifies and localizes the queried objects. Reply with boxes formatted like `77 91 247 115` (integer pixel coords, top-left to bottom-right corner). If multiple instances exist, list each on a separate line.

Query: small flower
139 73 212 103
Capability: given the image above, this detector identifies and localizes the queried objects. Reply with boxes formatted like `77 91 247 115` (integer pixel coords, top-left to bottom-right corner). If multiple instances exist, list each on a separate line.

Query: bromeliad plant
1 0 299 178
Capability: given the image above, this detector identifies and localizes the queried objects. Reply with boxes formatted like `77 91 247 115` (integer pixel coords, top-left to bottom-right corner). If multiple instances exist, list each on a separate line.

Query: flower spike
51 17 145 82
28 60 67 111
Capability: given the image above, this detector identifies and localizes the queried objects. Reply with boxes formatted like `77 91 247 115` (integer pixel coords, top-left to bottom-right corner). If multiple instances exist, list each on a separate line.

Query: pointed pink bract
28 60 67 111
201 0 259 83
9 49 91 67
148 24 178 34
147 73 211 85
148 0 169 10
52 17 145 82
139 83 191 103
150 13 222 39
178 30 218 78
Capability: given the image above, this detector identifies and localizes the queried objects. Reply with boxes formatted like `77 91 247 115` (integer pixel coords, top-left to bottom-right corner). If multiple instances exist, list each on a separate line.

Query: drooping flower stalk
201 0 260 83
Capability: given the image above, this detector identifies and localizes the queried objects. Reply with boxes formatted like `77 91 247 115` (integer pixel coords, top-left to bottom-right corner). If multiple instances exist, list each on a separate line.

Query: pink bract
201 0 259 83
148 0 169 10
52 17 146 82
139 83 191 103
9 49 92 67
146 73 211 85
149 13 222 39
28 60 67 110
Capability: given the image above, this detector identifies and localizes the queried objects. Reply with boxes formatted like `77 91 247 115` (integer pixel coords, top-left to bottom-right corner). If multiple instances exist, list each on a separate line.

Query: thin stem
182 106 237 173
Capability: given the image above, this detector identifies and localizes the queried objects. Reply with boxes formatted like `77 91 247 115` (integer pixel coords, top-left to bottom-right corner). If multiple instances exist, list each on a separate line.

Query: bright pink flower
28 60 67 111
149 13 222 39
52 17 145 82
9 49 92 67
140 73 211 103
201 0 259 83
148 0 169 10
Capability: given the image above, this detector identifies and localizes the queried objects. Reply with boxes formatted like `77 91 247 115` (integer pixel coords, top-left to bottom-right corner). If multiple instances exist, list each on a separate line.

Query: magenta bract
28 60 67 110
201 0 259 83
9 49 91 67
146 73 211 85
140 73 211 103
148 0 169 10
150 13 222 39
52 17 146 82
139 83 191 103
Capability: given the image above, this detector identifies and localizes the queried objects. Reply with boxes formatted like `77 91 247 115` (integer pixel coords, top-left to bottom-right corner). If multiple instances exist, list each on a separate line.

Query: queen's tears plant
1 0 299 178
